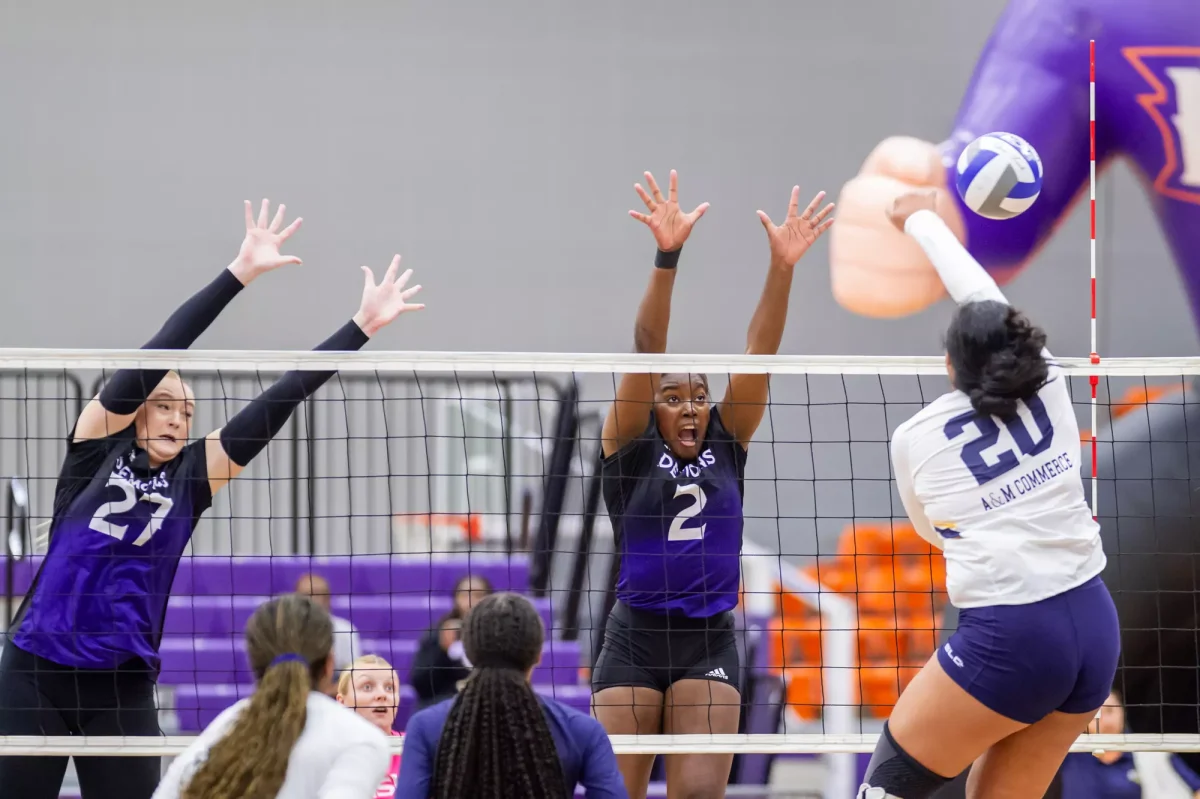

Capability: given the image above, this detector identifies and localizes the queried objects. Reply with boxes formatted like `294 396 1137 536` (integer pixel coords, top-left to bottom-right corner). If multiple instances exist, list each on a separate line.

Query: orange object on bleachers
769 522 949 720
858 665 901 717
784 666 824 721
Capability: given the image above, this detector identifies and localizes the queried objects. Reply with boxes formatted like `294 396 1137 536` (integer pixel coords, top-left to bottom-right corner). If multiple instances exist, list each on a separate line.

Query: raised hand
885 189 939 232
629 170 710 252
758 187 835 268
229 199 303 284
352 255 424 337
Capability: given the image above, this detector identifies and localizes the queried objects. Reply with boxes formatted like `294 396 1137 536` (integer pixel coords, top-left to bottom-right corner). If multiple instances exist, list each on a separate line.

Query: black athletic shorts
0 642 161 799
591 601 741 694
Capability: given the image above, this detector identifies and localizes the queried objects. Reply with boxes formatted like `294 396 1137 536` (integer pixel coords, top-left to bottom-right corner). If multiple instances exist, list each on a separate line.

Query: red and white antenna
1089 39 1099 520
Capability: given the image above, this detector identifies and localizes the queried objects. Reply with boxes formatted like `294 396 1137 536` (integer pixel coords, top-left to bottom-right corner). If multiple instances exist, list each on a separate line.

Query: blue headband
269 653 307 669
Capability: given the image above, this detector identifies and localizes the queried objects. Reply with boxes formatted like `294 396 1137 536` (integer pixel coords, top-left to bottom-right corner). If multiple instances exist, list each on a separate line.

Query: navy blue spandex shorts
937 575 1120 725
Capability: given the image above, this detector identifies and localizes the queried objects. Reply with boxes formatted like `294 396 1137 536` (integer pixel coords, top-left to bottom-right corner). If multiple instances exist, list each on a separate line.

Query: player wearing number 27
591 170 833 799
856 191 1119 799
0 201 424 799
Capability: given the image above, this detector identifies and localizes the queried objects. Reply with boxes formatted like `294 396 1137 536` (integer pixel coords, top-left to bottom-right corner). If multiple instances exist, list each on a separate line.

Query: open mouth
371 707 389 716
678 426 697 448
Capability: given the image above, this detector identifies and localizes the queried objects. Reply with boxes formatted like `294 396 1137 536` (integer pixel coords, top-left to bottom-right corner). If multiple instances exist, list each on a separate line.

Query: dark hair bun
945 301 1048 419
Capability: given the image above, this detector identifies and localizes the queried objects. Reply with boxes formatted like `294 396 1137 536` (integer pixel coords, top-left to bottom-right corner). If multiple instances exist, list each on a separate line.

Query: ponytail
183 595 333 799
945 301 1048 419
429 593 566 799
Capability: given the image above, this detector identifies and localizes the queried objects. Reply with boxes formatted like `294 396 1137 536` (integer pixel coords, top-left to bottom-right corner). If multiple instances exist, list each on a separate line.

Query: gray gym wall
0 2 1189 563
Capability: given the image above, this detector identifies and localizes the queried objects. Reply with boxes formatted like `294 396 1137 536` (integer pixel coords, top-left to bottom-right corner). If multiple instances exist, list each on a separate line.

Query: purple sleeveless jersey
12 428 212 670
601 409 745 617
941 0 1200 311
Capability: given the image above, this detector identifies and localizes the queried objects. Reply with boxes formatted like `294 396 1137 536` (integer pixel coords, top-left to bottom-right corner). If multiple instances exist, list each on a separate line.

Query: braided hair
429 592 567 799
182 594 333 799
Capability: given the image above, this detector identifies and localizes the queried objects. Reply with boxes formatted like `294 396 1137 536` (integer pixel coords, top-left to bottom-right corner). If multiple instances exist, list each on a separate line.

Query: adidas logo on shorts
705 667 729 680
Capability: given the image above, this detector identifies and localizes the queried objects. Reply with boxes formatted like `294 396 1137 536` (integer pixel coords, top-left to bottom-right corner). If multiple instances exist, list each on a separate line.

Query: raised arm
74 200 302 443
600 170 708 458
719 187 834 447
886 191 1057 363
204 256 423 496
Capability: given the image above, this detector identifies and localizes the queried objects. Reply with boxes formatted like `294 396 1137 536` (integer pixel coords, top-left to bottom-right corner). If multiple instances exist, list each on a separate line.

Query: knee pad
857 722 951 799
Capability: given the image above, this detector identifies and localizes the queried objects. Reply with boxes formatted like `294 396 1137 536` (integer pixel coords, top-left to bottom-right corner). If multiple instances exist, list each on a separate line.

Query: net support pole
779 566 857 799
1089 38 1100 520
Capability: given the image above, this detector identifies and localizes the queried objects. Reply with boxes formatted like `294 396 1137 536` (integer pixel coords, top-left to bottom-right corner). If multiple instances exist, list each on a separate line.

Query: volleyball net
2 349 1200 797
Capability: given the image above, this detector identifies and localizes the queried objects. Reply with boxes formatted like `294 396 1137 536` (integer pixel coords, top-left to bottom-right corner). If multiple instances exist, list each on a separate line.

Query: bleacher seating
0 554 590 733
767 524 948 721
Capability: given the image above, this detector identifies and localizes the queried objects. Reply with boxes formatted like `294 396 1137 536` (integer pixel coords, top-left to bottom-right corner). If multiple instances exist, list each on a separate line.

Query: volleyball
954 132 1043 220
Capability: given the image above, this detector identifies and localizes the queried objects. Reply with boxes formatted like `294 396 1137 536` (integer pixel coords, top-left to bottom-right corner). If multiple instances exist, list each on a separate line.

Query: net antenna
1089 38 1100 520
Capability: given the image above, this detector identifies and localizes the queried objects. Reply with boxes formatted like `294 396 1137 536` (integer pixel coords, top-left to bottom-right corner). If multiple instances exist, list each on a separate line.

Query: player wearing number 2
591 170 833 799
856 190 1119 799
0 200 424 799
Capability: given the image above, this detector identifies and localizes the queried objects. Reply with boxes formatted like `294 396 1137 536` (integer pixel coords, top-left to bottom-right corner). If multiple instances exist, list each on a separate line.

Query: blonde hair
337 654 397 698
182 594 333 799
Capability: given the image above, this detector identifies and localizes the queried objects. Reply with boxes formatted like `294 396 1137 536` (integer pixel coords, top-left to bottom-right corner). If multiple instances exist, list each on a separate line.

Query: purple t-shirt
601 409 746 617
12 427 211 670
941 0 1200 318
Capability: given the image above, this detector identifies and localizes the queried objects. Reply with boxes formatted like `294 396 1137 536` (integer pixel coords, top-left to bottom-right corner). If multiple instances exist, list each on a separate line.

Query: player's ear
320 653 336 687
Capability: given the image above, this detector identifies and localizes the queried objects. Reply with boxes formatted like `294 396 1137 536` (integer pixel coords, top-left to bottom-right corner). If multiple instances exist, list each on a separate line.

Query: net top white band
0 348 1196 376
0 733 1193 757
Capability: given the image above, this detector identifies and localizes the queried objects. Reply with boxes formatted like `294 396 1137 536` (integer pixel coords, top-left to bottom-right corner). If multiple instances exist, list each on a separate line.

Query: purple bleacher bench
162 594 556 637
0 554 531 597
169 683 593 732
157 635 583 687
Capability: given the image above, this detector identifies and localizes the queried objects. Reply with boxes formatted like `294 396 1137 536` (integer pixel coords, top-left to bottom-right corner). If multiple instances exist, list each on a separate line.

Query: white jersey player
153 594 391 799
856 191 1120 799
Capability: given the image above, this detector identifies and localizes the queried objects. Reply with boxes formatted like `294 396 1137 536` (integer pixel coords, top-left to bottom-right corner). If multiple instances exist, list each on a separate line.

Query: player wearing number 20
855 191 1119 799
0 201 424 799
591 170 834 799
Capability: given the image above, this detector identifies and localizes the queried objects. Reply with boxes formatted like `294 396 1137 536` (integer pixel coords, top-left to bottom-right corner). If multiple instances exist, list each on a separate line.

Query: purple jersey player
827 0 1200 777
0 201 424 799
590 170 833 799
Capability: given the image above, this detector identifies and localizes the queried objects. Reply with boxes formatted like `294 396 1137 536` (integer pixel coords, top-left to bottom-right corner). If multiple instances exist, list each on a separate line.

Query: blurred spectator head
1088 689 1125 735
451 574 494 619
295 572 332 614
462 592 543 674
337 654 400 735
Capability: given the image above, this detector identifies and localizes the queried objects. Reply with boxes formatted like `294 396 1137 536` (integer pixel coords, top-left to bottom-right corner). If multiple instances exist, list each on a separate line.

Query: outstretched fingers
256 199 270 229
243 200 255 232
787 186 801 219
383 254 402 285
634 182 656 212
756 210 776 232
813 200 835 223
644 171 666 205
277 216 303 241
268 204 287 233
800 190 826 220
685 202 710 223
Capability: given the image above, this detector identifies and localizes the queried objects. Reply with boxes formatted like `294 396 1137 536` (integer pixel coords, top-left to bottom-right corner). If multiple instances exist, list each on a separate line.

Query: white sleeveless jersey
890 363 1105 608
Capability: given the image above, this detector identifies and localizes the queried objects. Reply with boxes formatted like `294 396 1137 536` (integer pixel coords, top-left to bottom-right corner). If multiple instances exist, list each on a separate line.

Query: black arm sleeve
218 319 370 467
98 268 245 414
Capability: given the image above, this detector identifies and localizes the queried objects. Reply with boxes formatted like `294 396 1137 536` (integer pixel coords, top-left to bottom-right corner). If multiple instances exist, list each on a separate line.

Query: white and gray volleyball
954 132 1043 220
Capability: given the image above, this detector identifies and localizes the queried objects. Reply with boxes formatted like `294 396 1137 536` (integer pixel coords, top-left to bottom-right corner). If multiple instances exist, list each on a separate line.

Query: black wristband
654 248 681 270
